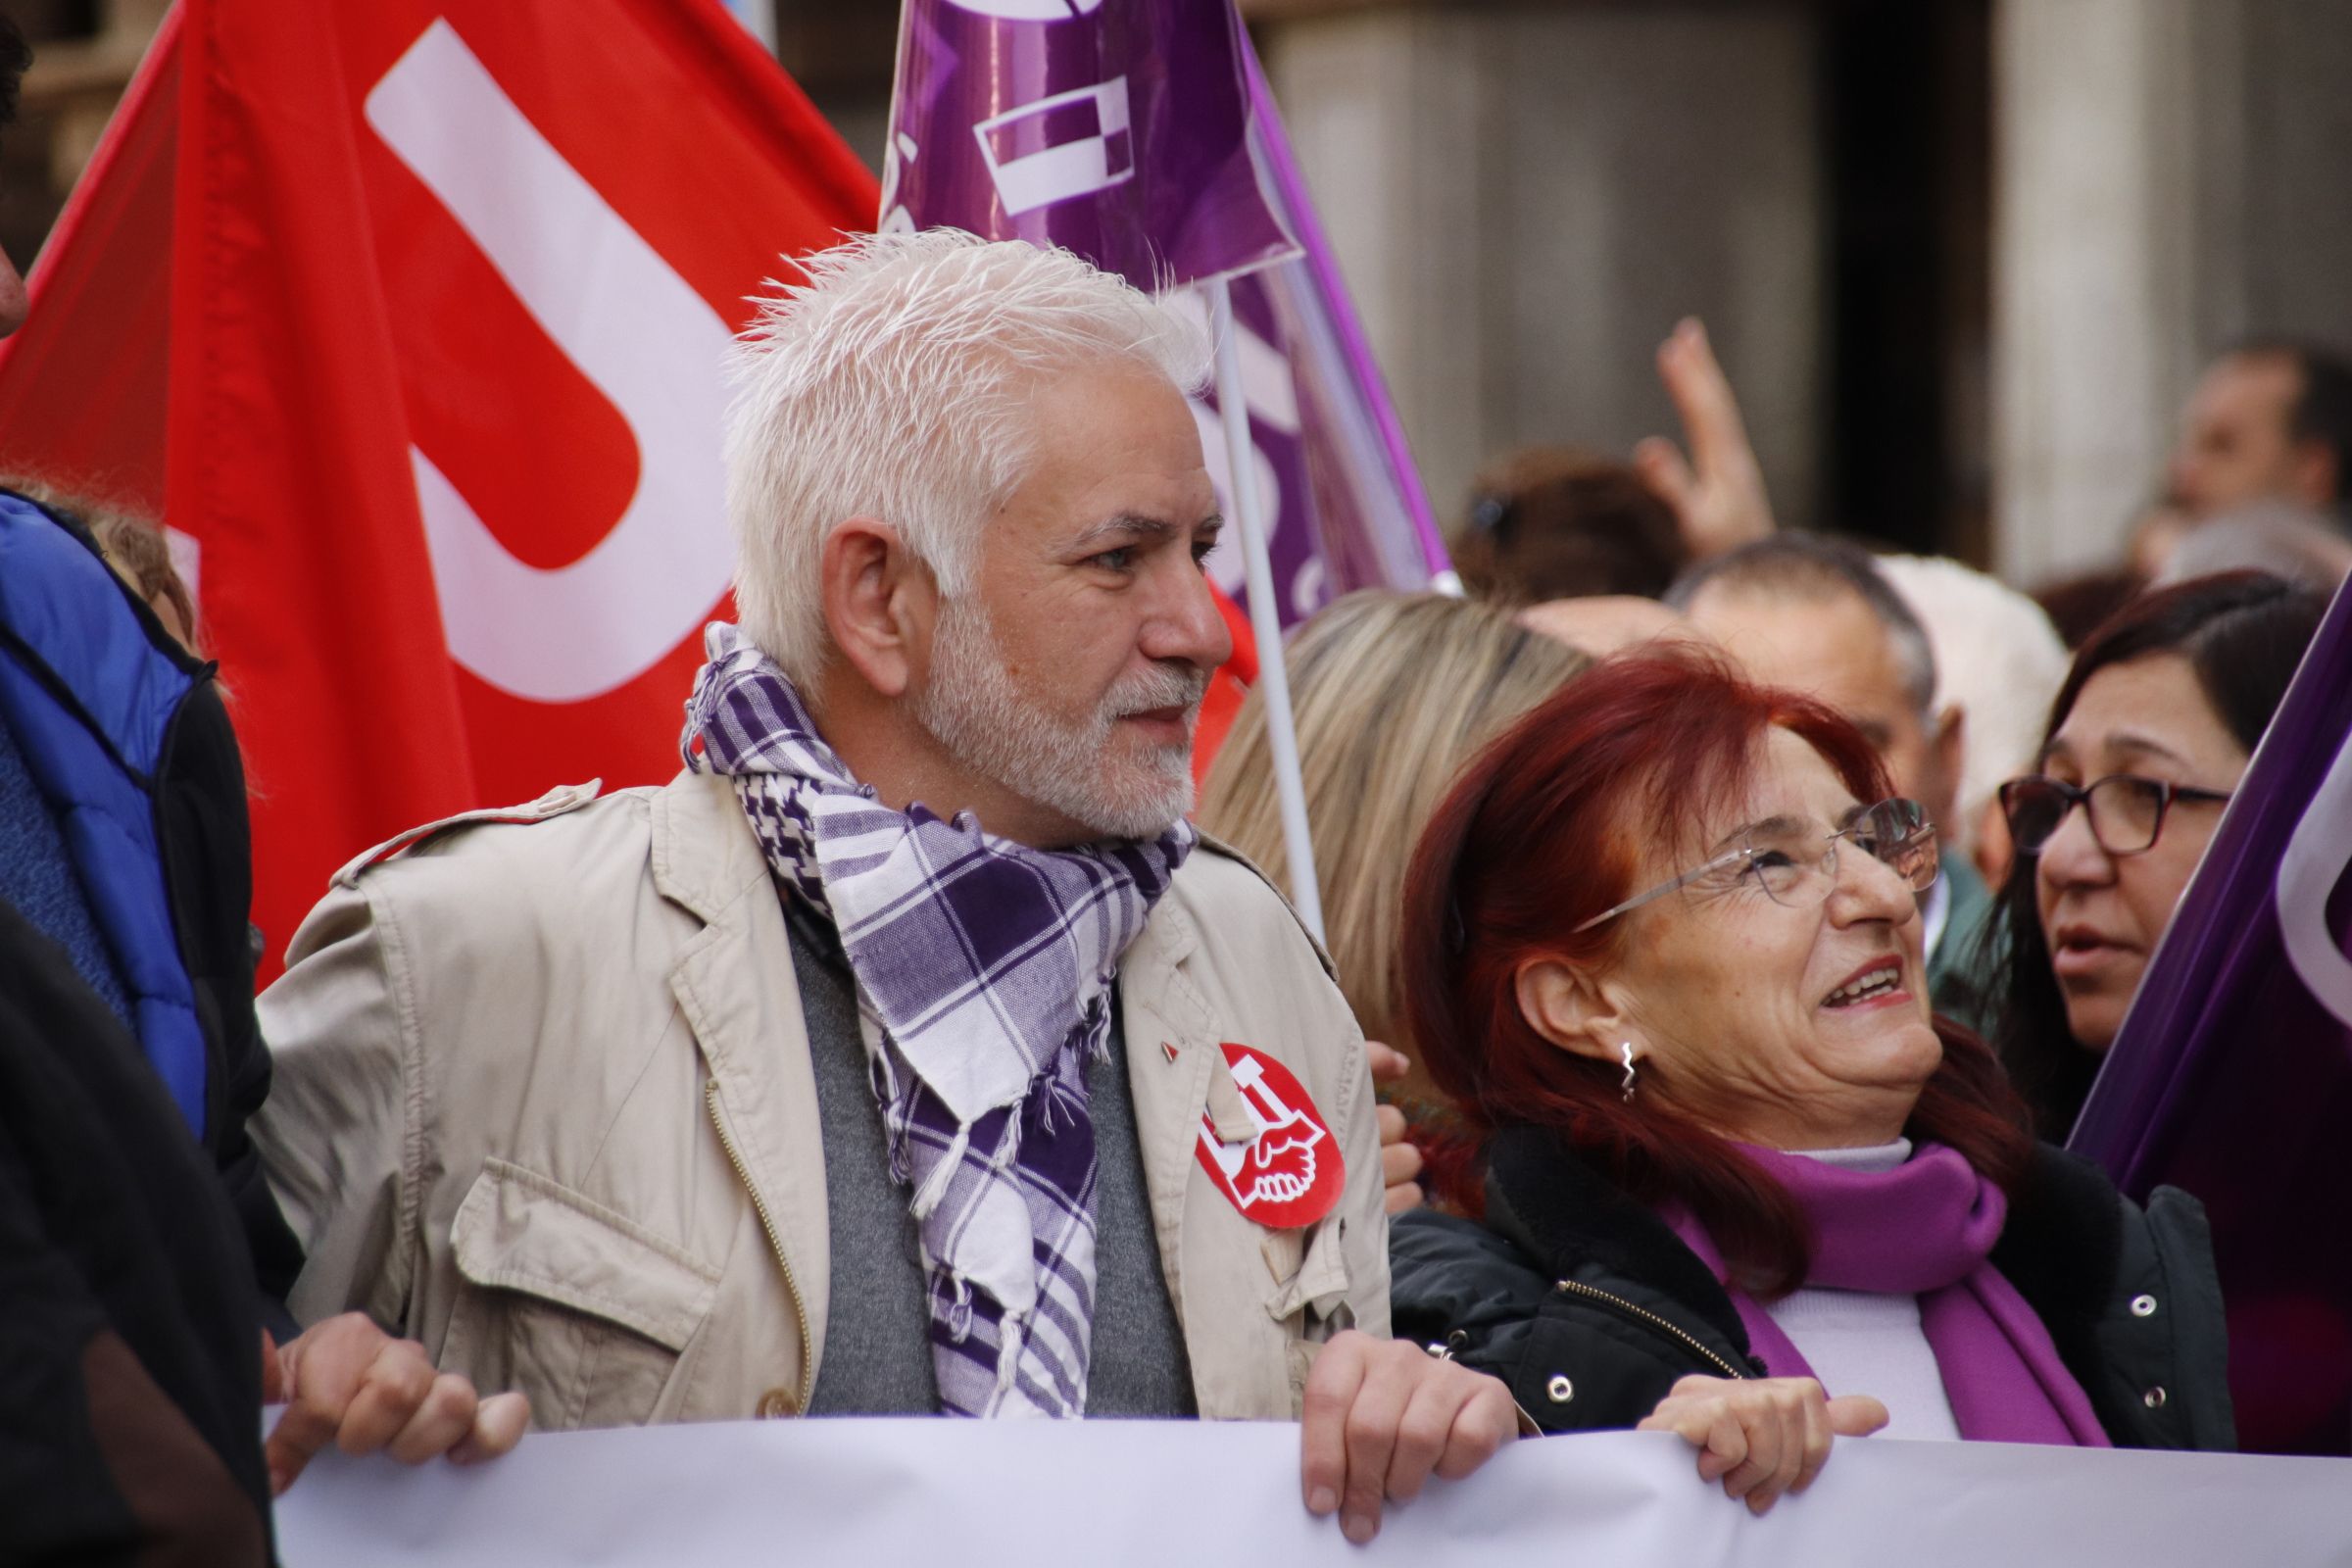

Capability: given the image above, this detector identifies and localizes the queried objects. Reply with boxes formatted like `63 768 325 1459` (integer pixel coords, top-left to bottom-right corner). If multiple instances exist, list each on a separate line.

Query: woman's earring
1620 1041 1638 1103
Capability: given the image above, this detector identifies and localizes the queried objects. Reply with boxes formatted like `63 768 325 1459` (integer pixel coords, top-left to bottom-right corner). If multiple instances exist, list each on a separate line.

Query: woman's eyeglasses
1573 798 1938 934
1998 773 2231 858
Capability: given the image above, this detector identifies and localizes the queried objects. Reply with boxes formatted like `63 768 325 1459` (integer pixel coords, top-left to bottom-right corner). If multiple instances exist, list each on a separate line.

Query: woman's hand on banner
1636 1373 1886 1514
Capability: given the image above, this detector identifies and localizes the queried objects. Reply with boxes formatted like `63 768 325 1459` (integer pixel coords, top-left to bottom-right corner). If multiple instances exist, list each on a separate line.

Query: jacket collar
650 769 775 922
1483 1124 1752 1355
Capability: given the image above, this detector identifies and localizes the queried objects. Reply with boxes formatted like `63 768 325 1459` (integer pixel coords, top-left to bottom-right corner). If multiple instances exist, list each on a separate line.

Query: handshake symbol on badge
1193 1043 1347 1229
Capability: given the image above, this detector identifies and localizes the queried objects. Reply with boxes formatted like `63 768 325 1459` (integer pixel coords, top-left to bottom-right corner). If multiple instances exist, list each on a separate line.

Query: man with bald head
1667 534 1992 1029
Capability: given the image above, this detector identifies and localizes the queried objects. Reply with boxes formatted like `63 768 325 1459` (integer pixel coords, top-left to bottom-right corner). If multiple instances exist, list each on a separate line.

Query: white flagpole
1205 277 1325 944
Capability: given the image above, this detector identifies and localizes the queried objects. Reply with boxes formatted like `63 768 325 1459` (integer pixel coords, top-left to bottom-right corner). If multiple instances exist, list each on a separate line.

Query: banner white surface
273 1417 2352 1565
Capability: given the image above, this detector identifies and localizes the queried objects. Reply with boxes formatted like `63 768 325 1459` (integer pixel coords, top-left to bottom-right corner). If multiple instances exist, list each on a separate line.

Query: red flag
0 14 178 511
2 0 875 976
1192 579 1257 789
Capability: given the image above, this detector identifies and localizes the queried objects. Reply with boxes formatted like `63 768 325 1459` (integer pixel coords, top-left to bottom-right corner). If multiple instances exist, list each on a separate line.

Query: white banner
272 1417 2352 1564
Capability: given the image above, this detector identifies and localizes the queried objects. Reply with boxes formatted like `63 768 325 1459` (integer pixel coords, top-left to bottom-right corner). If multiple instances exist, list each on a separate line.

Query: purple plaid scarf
682 624 1193 1416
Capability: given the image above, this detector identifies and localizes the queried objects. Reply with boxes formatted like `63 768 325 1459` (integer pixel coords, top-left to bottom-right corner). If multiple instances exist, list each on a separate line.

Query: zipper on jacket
1552 1277 1747 1381
707 1079 817 1413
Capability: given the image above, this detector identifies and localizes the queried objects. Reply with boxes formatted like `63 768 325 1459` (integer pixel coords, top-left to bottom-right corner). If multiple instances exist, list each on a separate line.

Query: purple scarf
1666 1143 2111 1446
683 624 1192 1417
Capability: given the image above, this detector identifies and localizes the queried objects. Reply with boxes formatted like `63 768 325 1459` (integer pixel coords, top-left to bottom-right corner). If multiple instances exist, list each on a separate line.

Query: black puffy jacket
1392 1125 2234 1450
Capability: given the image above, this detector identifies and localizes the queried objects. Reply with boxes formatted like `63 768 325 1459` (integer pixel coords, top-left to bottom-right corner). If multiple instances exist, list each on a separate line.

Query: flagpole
1206 277 1325 945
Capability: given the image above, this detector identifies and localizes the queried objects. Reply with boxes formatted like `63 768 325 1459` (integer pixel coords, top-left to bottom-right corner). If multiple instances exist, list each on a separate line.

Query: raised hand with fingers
1298 1328 1518 1545
1366 1040 1425 1214
1635 1373 1886 1514
1633 318 1777 562
262 1313 531 1495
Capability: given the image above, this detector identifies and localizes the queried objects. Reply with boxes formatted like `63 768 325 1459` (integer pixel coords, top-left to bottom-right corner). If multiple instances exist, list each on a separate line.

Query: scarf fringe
991 1316 1028 1412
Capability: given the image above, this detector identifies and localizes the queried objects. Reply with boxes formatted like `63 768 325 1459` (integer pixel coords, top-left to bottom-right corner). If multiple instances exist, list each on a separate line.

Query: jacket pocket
1263 1214 1353 1326
444 1158 720 1431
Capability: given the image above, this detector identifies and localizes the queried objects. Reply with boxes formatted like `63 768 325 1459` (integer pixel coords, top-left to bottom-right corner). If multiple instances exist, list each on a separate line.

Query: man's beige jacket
252 770 1388 1430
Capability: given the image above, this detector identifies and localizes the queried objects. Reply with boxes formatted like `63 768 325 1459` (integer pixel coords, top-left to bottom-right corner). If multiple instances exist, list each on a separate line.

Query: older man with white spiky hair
254 229 1513 1544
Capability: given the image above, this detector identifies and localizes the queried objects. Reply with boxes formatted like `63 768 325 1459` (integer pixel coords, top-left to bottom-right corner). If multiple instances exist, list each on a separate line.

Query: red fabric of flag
1192 577 1258 789
136 0 873 974
0 16 179 511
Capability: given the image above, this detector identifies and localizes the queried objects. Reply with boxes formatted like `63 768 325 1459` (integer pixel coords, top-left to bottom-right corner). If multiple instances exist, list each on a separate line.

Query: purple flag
879 0 1294 289
1193 45 1450 625
2071 575 2352 1455
883 2 1449 628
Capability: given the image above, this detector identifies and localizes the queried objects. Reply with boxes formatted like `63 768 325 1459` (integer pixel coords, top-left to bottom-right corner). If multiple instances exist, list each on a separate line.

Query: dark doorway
1820 0 1992 564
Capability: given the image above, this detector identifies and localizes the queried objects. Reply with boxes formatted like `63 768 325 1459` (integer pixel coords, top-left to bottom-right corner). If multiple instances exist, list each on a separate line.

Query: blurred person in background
1632 317 1778 562
2158 499 2352 595
2166 341 2352 526
1389 653 2230 1505
1667 535 1992 1032
2132 342 2352 582
91 507 200 652
2035 567 2149 652
1875 555 2072 892
7 477 201 651
1197 592 1592 1207
1452 446 1688 604
1457 317 1781 611
1514 594 1693 658
1988 572 2326 1139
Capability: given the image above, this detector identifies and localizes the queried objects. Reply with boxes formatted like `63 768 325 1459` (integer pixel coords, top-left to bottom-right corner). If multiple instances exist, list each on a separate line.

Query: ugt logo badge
1193 1043 1346 1229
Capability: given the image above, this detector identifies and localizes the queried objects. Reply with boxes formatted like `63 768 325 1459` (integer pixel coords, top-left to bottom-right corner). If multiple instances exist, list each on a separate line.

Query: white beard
912 597 1203 842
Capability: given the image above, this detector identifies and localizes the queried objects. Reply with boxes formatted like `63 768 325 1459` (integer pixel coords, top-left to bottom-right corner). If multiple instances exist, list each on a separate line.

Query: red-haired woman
1390 652 2232 1512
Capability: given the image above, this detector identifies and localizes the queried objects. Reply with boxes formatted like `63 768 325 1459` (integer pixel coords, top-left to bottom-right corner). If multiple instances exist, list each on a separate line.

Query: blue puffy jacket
0 489 301 1302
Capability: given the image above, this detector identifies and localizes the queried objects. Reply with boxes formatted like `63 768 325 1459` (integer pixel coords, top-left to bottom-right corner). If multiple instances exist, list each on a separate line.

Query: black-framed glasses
1998 773 2232 858
1573 798 1938 934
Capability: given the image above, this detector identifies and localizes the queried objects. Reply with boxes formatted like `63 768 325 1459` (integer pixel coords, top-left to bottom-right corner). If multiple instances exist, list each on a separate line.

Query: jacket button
2142 1386 2168 1409
756 1389 796 1419
2131 1294 2159 1318
1546 1374 1574 1404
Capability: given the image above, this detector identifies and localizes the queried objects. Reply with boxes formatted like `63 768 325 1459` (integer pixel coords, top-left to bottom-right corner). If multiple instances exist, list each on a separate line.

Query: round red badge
1192 1043 1346 1229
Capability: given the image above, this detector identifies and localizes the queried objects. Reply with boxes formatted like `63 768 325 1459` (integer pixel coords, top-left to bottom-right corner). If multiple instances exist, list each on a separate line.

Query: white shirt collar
1919 869 1952 959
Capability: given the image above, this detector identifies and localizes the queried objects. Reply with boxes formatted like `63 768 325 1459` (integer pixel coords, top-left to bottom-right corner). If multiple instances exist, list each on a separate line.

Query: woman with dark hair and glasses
1389 652 2231 1516
1987 572 2328 1138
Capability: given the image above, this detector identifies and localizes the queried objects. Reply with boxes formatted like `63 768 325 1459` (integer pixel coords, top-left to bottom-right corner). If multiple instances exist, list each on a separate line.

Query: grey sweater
791 914 1197 1417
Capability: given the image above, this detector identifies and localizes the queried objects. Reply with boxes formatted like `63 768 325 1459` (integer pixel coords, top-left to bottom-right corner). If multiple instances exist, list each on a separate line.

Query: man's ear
819 518 936 700
1513 956 1639 1066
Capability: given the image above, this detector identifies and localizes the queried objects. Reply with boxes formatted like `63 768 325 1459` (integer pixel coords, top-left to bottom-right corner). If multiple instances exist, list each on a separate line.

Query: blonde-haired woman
1198 592 1592 1201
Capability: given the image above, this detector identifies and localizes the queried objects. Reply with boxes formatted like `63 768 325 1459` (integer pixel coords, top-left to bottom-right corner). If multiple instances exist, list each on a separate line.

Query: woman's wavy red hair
1400 649 2034 1297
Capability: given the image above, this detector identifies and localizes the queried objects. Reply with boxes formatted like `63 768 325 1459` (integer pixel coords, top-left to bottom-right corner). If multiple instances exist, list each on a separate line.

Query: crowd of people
3 14 2345 1559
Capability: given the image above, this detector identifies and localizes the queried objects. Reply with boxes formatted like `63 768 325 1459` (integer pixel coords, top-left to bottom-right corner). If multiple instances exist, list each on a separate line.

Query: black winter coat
1392 1125 2234 1450
0 902 274 1562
